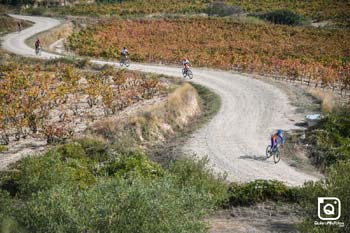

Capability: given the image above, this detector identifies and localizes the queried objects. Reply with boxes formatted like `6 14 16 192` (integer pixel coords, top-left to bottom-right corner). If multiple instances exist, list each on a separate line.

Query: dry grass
307 88 336 113
158 83 200 128
92 83 200 147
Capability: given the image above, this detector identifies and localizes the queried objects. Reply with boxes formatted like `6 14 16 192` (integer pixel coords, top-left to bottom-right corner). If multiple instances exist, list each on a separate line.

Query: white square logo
318 197 341 221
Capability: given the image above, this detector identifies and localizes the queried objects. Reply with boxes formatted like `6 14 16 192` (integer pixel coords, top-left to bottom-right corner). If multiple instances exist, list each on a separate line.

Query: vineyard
28 0 350 26
69 18 350 94
0 61 167 147
227 0 350 26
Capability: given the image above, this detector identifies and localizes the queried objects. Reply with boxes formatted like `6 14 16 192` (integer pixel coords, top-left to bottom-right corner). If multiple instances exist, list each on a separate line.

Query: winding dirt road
1 15 318 186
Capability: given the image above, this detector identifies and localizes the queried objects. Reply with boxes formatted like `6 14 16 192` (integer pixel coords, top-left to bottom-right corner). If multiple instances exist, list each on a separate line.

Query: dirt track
1 15 318 186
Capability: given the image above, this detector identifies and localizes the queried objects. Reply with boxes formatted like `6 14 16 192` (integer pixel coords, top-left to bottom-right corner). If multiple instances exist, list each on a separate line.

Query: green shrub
227 180 300 206
101 152 164 178
15 176 213 233
0 190 22 232
58 142 86 160
169 157 228 205
76 138 112 162
58 139 114 162
15 149 95 197
306 109 350 171
0 190 11 220
254 10 304 25
299 160 350 232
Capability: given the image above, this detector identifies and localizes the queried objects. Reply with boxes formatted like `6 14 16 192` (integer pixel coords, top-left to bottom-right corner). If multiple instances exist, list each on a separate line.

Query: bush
206 2 244 17
10 175 214 233
75 138 112 162
58 141 87 160
0 145 227 232
0 190 11 220
169 157 228 205
299 161 350 232
254 10 304 25
0 190 22 232
101 152 165 178
306 109 350 171
15 148 96 197
227 180 300 206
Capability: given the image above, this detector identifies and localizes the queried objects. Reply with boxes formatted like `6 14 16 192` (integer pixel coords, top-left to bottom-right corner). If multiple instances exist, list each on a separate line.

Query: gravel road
1 15 318 185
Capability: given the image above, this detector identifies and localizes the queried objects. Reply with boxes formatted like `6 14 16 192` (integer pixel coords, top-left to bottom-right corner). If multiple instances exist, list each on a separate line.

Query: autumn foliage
41 0 350 27
69 18 350 91
0 62 164 145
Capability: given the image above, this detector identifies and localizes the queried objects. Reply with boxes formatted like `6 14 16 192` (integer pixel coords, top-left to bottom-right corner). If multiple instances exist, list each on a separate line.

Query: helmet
277 129 283 135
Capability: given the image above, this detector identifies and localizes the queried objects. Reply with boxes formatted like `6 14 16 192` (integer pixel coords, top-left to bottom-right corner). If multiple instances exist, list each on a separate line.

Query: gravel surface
1 15 318 186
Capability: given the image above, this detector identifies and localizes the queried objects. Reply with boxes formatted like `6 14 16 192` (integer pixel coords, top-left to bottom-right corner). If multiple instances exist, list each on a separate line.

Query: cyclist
271 129 284 151
120 47 128 60
182 58 190 71
35 38 41 54
17 22 22 32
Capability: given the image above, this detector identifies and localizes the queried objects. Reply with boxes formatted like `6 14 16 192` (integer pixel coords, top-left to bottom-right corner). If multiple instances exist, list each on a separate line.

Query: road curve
2 14 318 186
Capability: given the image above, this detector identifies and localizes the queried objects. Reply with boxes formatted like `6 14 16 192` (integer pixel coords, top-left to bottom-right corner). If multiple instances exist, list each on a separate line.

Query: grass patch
193 83 221 123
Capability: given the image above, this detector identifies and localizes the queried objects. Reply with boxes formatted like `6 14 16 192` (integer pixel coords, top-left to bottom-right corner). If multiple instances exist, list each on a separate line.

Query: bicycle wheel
125 59 130 67
274 149 281 163
182 68 187 78
187 69 193 79
266 145 272 158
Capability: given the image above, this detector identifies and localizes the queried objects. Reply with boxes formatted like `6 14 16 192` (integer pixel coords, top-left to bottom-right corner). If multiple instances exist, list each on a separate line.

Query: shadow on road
239 155 267 161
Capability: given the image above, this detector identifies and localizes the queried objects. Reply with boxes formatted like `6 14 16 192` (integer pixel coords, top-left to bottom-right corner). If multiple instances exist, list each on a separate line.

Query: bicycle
182 67 193 79
266 144 281 163
120 56 130 67
35 46 41 56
